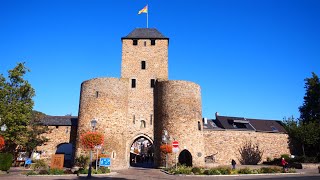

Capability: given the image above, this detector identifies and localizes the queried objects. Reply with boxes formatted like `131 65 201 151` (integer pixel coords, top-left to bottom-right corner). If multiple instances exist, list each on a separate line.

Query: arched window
140 120 146 128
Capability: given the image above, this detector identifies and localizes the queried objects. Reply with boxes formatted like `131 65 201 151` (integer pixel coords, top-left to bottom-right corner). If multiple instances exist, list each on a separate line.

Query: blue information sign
99 158 111 167
25 158 32 165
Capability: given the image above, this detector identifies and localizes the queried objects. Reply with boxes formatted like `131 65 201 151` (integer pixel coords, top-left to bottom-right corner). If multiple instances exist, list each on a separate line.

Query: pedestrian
231 159 236 170
281 157 288 172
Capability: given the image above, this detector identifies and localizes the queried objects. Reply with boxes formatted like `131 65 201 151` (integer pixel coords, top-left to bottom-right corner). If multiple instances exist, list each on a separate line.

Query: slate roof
39 116 78 126
122 28 168 39
215 115 256 131
203 119 223 130
249 119 286 133
204 114 287 133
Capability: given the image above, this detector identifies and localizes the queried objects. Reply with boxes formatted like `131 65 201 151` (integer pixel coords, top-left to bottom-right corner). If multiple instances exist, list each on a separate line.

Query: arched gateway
178 149 192 167
129 135 154 168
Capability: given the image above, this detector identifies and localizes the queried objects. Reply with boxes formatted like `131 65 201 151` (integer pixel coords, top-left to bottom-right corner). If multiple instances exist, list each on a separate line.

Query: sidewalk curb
160 169 304 177
25 172 117 177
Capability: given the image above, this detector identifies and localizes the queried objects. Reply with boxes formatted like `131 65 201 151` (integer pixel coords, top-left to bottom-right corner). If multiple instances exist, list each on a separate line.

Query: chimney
215 112 219 118
203 118 208 124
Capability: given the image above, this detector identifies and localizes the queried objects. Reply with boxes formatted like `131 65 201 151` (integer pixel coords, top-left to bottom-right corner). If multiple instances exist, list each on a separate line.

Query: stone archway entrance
56 143 73 168
129 136 154 168
178 149 192 167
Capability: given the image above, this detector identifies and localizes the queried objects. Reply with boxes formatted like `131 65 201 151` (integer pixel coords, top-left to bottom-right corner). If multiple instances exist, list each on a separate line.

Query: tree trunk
302 144 305 156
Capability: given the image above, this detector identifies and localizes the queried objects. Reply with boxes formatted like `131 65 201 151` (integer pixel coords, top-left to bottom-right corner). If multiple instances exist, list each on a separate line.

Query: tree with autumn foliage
80 131 104 149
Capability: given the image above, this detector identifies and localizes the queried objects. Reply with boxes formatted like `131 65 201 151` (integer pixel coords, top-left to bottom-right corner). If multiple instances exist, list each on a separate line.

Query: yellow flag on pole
138 5 148 14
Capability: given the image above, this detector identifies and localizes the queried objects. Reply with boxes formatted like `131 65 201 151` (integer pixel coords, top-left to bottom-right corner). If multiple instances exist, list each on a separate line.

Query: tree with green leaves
283 116 320 156
299 72 320 124
26 110 50 152
0 62 38 155
284 72 320 158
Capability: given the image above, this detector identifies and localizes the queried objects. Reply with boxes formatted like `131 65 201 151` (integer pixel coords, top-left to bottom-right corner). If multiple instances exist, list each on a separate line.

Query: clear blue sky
1 0 319 120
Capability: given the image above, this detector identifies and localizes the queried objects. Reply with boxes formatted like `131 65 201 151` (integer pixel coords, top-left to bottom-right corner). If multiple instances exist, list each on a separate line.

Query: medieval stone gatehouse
38 28 290 170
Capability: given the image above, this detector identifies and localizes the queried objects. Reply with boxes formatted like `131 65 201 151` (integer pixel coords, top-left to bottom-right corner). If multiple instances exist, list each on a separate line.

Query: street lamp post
162 130 169 169
88 119 97 179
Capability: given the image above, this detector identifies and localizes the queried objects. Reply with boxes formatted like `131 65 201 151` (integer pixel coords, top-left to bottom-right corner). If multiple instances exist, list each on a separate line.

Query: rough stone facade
154 80 204 167
203 130 290 165
76 78 129 168
75 33 170 169
38 28 291 170
37 126 72 163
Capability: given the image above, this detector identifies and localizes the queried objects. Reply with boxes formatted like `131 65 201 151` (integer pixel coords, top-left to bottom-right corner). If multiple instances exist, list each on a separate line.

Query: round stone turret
154 80 205 167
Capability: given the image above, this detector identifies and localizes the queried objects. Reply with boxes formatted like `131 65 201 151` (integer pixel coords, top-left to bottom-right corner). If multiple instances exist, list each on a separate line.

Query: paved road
1 167 320 180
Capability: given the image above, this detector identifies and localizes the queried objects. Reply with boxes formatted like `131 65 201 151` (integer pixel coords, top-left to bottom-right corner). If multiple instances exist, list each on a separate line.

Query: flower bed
165 165 296 175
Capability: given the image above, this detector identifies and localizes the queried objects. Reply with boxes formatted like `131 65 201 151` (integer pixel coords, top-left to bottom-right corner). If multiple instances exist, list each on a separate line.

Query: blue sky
1 0 319 120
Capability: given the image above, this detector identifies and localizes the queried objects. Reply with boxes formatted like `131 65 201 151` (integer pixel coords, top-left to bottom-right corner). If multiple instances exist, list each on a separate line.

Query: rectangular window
133 115 135 124
131 79 136 88
96 91 99 98
151 39 156 45
133 39 138 46
150 114 153 125
144 41 147 46
151 79 155 88
141 61 146 69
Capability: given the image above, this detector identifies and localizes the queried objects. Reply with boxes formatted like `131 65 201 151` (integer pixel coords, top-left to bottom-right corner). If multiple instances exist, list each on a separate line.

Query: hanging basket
80 131 104 149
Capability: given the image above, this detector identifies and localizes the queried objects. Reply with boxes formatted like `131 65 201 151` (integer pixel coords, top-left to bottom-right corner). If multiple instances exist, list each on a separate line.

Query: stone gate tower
121 28 169 135
76 28 171 169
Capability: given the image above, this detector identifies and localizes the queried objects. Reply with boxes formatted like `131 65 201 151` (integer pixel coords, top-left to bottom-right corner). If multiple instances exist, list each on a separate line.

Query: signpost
99 158 111 167
172 141 179 170
95 145 102 171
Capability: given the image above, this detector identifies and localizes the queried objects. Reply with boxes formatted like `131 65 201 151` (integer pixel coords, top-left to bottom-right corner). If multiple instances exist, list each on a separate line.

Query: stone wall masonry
121 39 168 141
121 39 168 80
76 77 129 169
203 130 290 166
37 126 71 164
154 80 204 167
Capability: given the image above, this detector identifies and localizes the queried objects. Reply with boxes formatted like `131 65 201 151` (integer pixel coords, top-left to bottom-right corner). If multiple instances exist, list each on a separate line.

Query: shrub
38 169 49 175
238 167 253 174
171 165 192 174
287 168 296 173
0 153 13 171
49 168 64 175
99 166 110 174
207 169 221 175
215 166 232 175
260 167 282 173
191 167 201 174
75 155 90 169
32 159 47 171
63 169 74 174
238 141 263 165
26 170 37 176
78 168 88 174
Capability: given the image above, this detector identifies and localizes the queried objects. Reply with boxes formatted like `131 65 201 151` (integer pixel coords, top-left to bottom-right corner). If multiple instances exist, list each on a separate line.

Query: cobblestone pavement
1 167 320 180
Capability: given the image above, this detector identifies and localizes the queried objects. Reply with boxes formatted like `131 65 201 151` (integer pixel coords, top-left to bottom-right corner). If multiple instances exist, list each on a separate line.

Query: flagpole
147 4 149 28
